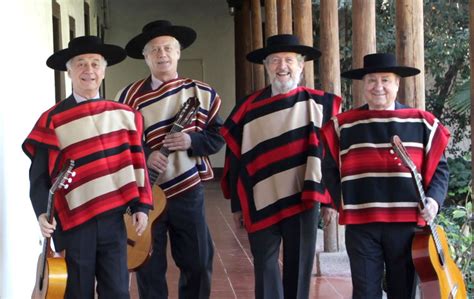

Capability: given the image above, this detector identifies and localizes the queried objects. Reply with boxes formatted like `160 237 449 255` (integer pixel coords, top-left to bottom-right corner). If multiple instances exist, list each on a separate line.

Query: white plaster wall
104 0 236 168
0 1 101 297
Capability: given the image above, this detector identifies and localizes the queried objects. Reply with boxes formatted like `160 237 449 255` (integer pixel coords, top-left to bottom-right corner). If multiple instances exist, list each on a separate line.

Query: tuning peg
389 149 395 155
398 163 402 166
63 184 69 189
70 171 76 177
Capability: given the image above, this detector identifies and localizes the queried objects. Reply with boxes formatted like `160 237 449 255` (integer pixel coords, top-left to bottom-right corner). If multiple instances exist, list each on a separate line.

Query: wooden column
265 0 278 39
396 0 425 109
293 0 314 88
251 0 265 90
241 0 254 96
352 0 376 107
319 0 343 254
277 0 292 34
320 0 341 96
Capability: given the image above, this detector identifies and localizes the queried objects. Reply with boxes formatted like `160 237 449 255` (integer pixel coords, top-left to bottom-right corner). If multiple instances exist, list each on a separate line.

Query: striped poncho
23 98 153 231
221 86 342 232
320 106 450 226
117 77 222 199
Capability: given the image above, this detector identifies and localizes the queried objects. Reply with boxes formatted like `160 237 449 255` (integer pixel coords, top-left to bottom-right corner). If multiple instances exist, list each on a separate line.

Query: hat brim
126 26 197 59
246 45 321 64
341 66 420 80
46 44 126 71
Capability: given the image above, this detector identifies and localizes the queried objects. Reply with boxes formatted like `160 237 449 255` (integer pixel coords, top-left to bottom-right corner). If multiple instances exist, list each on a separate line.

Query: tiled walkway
130 181 353 298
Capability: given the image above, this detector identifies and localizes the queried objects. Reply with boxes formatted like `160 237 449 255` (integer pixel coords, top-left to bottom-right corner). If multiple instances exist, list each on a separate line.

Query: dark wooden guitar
390 135 467 299
32 159 75 299
124 96 200 271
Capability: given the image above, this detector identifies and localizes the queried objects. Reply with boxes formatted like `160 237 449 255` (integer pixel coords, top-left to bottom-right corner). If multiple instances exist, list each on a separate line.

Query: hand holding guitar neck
390 135 466 299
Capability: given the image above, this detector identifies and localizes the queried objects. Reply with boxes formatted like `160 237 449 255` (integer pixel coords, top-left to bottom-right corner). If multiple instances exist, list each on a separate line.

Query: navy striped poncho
320 106 450 226
221 86 341 232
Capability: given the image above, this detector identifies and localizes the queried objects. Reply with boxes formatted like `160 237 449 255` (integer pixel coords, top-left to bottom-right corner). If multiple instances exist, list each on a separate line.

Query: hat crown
363 53 398 69
267 34 302 47
68 36 103 49
142 20 173 33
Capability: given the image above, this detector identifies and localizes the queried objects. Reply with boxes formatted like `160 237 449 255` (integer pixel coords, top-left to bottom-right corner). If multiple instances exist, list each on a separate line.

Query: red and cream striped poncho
221 86 341 233
23 98 153 231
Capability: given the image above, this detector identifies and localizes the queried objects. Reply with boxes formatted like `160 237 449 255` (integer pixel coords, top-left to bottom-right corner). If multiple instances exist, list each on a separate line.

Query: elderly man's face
67 53 106 99
265 52 304 95
363 72 400 110
143 35 181 81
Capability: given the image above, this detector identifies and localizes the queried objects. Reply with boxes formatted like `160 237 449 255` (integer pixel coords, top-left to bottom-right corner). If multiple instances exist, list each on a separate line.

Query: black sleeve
188 115 225 157
322 143 341 209
28 147 51 218
426 154 449 207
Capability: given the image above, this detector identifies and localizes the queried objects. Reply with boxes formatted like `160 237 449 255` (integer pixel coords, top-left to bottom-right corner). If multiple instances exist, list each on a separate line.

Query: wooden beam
352 0 376 107
396 0 425 109
320 0 341 96
277 0 292 34
293 0 314 88
251 0 265 90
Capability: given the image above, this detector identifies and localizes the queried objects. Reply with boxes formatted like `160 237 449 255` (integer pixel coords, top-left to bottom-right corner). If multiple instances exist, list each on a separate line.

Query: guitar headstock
390 135 418 174
50 159 76 193
174 97 200 128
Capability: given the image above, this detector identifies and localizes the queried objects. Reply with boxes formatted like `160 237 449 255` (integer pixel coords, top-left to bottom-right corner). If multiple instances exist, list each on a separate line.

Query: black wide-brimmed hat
246 34 321 64
125 20 197 59
46 36 126 71
341 53 420 80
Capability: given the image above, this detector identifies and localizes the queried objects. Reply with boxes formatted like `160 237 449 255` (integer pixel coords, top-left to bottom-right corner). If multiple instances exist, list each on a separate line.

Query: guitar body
412 226 467 299
125 184 166 271
31 251 67 299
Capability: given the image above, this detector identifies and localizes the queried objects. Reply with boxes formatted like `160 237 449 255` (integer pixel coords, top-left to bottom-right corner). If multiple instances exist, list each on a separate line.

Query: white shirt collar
73 91 100 103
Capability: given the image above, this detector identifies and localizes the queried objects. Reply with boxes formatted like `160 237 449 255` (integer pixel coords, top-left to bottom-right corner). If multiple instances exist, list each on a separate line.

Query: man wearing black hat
320 53 450 298
116 20 224 299
23 36 153 298
220 34 341 299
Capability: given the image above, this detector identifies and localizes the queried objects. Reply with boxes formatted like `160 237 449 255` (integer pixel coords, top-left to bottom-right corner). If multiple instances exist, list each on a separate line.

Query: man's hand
320 207 337 227
147 151 168 173
163 132 191 151
420 197 439 223
132 212 149 236
232 211 244 229
38 213 56 238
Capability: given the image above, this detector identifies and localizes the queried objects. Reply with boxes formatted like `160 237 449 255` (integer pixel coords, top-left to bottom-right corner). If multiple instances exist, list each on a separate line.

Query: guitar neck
411 168 446 265
148 123 186 185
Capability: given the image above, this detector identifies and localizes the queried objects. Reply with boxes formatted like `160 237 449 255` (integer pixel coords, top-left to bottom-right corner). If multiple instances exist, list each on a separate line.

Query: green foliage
436 198 473 296
446 156 472 205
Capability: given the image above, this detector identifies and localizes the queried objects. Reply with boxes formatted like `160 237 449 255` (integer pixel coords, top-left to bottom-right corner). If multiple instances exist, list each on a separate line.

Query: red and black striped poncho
320 107 450 226
23 98 153 231
221 86 342 233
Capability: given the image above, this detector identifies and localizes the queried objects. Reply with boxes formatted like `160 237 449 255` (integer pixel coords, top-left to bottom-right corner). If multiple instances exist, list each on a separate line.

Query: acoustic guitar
32 159 75 299
390 135 467 299
124 96 201 271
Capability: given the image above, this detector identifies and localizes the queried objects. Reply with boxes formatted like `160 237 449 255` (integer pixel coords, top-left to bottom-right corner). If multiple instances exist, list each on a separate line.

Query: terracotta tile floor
129 181 353 298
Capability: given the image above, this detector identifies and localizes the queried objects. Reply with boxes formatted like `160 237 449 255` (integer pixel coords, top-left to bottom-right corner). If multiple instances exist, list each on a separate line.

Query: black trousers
137 184 213 299
63 212 129 299
248 206 319 299
345 222 417 299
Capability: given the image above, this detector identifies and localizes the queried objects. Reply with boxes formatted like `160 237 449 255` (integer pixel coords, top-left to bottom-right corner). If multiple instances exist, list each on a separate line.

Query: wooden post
319 0 343 253
251 0 265 90
352 0 376 107
234 8 246 101
265 0 278 39
293 0 314 88
277 0 292 34
396 0 425 109
320 0 341 96
242 0 254 96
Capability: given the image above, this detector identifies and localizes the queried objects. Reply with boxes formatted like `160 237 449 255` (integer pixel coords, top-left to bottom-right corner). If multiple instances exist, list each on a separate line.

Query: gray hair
65 55 108 71
263 53 305 66
142 37 181 56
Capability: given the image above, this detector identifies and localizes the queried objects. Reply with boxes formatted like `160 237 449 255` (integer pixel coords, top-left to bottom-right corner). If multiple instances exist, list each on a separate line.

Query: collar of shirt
73 91 100 103
368 102 396 111
150 73 178 90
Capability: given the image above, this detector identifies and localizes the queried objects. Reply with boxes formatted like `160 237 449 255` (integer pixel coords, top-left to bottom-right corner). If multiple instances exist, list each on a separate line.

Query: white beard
270 69 303 95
